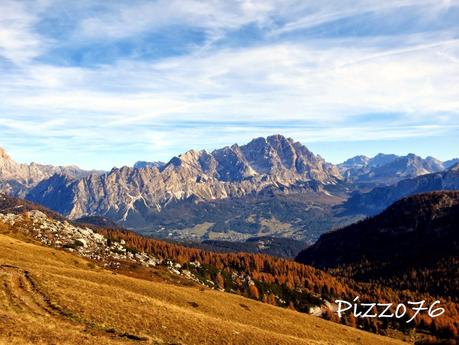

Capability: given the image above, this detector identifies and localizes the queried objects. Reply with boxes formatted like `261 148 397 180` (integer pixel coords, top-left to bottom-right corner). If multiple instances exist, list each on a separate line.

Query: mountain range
1 134 459 245
338 153 446 188
23 135 347 241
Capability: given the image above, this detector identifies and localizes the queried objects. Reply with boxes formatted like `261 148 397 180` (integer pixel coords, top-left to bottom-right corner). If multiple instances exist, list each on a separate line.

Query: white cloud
1 0 459 168
0 0 50 63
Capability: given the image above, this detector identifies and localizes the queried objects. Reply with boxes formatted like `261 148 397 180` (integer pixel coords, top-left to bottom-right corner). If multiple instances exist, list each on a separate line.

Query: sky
1 0 459 169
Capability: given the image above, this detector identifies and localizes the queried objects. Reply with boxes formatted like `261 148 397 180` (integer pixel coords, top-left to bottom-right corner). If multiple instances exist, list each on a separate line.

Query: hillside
296 191 459 298
1 194 458 343
0 234 403 344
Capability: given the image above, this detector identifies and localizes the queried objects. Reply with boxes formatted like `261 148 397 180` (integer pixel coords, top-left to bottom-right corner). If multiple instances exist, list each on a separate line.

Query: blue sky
0 0 458 169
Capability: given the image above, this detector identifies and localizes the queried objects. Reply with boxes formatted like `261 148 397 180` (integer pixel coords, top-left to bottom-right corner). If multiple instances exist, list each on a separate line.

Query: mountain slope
1 194 457 342
0 195 404 345
342 164 459 216
0 234 404 345
296 191 459 298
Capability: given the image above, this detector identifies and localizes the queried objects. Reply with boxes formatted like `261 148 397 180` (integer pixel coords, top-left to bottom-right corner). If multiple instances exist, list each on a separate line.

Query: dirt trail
0 264 148 343
0 265 63 317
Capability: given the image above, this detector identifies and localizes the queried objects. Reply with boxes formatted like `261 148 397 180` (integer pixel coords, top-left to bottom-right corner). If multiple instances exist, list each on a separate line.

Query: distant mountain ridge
0 147 102 197
343 163 459 216
2 135 458 244
338 152 445 187
444 158 459 169
25 135 343 230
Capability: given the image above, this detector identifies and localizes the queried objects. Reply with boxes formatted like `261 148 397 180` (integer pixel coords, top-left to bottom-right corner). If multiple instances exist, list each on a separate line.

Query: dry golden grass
0 234 405 345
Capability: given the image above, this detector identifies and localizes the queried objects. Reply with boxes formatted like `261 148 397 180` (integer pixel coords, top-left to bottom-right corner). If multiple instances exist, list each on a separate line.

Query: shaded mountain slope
296 191 459 298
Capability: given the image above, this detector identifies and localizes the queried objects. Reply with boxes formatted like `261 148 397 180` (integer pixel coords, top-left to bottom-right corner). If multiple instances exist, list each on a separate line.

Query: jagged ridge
25 135 342 228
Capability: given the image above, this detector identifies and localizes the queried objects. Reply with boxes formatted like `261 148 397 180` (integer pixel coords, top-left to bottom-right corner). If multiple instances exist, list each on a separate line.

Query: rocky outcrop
0 209 160 267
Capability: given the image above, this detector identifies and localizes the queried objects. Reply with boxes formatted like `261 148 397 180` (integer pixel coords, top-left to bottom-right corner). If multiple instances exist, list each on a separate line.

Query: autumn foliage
98 228 459 342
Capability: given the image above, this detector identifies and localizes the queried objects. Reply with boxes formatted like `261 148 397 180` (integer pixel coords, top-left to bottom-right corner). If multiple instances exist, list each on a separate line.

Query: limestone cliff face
26 135 343 224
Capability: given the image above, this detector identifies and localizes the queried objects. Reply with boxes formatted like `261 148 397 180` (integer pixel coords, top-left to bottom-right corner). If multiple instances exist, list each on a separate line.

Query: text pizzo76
335 297 445 323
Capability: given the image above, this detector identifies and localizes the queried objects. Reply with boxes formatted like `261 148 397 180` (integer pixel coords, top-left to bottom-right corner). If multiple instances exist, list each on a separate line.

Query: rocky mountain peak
168 149 201 166
180 149 202 161
370 153 399 167
166 149 217 177
236 134 328 177
444 158 459 169
0 147 10 160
